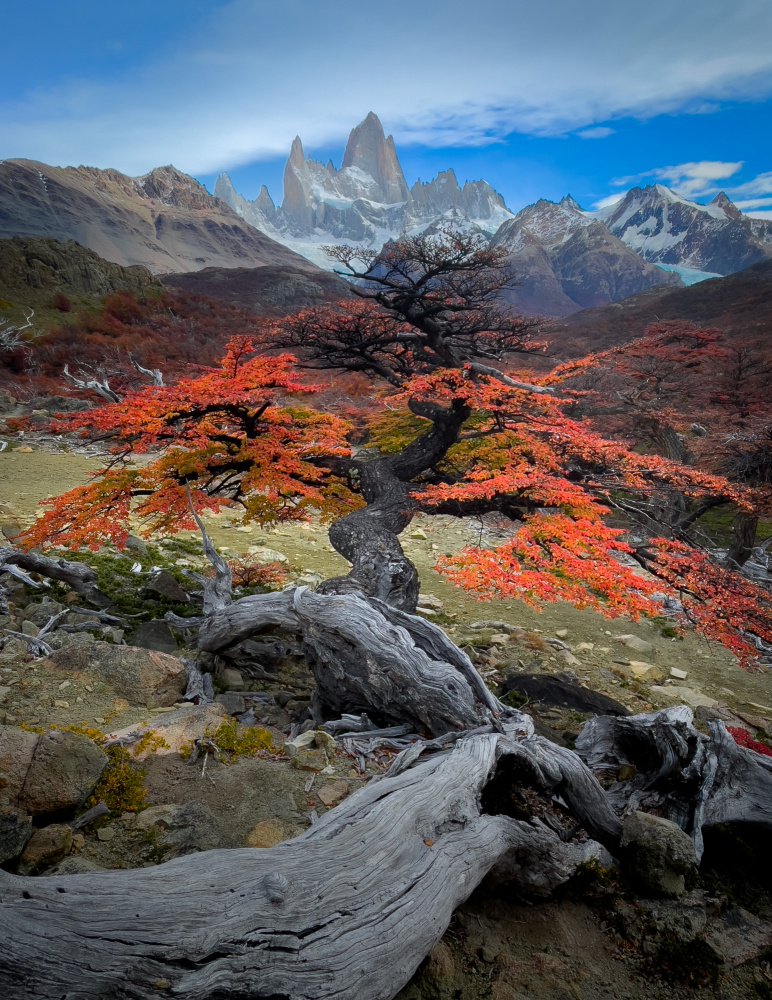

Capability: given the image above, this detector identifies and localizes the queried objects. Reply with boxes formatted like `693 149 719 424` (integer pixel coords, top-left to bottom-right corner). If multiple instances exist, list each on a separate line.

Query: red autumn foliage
726 726 772 757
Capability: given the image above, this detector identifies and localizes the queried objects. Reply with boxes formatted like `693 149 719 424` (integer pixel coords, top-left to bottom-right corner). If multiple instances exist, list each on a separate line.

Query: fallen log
0 731 610 1000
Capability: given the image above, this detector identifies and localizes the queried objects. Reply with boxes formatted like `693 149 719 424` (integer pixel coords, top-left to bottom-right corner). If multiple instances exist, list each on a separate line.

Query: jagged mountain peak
340 112 408 205
601 184 772 275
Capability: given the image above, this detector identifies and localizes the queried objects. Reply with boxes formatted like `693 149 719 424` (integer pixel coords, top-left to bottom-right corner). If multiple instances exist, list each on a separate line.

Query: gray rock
129 620 179 654
142 569 189 603
216 692 247 716
220 667 245 691
0 807 33 863
17 823 73 874
136 802 233 859
18 729 108 816
703 906 772 966
46 641 186 708
42 855 107 876
21 620 39 637
642 895 708 943
21 601 65 628
0 726 39 807
124 535 148 557
620 810 696 897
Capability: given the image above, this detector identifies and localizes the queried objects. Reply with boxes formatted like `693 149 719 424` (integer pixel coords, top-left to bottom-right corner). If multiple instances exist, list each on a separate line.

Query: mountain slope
548 258 772 356
0 235 161 328
0 160 328 275
490 196 681 316
214 113 512 265
598 184 772 276
160 264 350 317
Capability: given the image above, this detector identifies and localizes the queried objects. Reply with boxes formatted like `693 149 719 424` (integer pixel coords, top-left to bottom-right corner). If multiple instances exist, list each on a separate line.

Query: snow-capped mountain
214 113 512 267
596 184 772 279
489 195 681 316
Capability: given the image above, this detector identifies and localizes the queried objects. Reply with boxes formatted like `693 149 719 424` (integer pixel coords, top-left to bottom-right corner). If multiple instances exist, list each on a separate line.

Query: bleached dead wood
575 706 772 859
0 732 612 1000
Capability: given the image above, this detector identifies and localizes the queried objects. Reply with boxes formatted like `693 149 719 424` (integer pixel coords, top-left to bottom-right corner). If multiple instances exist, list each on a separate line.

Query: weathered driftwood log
0 731 613 1000
576 705 772 858
0 546 105 610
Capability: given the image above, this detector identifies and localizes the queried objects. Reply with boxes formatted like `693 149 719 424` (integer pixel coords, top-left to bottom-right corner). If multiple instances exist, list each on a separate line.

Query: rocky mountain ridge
596 184 772 279
0 159 328 275
489 196 681 316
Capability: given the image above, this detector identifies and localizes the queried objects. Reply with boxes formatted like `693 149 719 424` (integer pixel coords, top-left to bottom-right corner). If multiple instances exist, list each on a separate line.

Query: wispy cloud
1 0 772 175
576 127 615 139
612 161 744 199
592 194 625 211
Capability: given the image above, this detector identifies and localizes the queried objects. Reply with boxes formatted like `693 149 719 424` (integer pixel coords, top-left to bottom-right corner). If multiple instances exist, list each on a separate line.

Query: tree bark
0 731 614 1000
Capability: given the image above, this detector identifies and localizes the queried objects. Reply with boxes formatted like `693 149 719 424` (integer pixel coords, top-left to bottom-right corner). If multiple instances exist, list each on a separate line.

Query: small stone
409 528 427 539
71 833 85 851
58 680 71 691
246 819 288 849
417 593 444 610
489 633 510 645
15 445 33 453
614 634 655 655
18 823 73 874
112 698 130 712
576 642 594 651
317 780 349 807
246 545 289 564
651 685 718 709
0 686 10 704
96 826 116 842
21 620 39 637
627 661 664 681
554 629 568 638
291 748 329 771
124 535 149 557
670 667 688 680
54 700 70 709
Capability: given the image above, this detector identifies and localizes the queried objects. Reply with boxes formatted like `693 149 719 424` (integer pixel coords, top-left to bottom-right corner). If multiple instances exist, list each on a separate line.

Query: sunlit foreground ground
2 447 771 719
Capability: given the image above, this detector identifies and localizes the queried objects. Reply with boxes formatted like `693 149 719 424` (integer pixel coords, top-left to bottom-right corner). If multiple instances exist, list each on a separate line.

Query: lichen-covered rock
17 823 73 874
45 641 187 707
134 802 232 859
621 810 696 897
284 730 336 771
18 729 108 816
141 569 189 603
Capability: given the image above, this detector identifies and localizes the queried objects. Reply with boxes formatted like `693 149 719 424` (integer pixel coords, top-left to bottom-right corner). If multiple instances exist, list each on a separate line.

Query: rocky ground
1 444 772 999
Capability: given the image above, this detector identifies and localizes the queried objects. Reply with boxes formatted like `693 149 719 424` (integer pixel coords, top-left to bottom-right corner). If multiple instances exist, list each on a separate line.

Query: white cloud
745 210 772 219
1 0 772 176
576 126 615 139
735 196 772 209
611 160 744 199
728 171 772 197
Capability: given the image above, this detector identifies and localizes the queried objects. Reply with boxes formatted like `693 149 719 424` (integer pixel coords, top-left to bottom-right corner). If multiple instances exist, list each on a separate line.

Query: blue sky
3 0 772 218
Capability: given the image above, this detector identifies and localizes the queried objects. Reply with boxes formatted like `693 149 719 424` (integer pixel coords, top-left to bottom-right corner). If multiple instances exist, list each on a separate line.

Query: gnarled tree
3 231 771 998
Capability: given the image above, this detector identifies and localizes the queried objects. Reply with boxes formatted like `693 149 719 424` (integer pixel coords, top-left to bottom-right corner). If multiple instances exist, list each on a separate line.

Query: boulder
216 692 247 716
220 667 245 691
702 906 772 967
142 569 189 603
620 810 696 897
18 729 108 816
17 823 73 874
317 780 349 807
246 546 288 565
45 642 187 708
128 620 179 654
42 855 107 876
134 802 232 859
0 807 33 863
20 601 65 628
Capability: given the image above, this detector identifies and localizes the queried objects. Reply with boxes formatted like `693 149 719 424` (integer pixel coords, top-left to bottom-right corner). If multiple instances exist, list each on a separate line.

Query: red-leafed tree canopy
22 229 772 668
